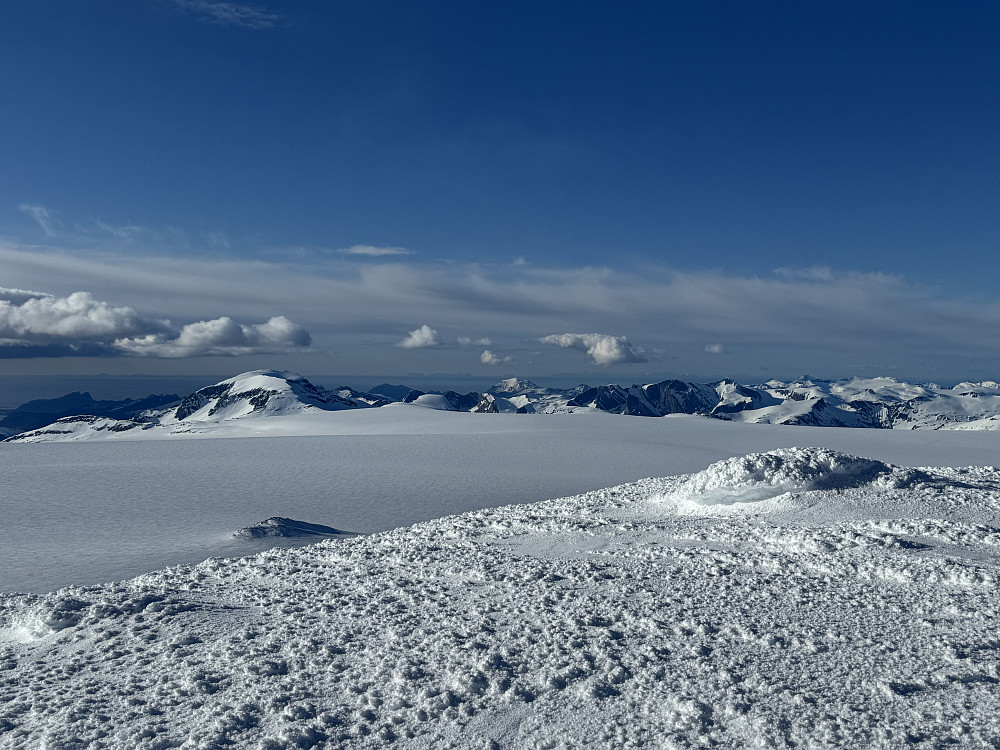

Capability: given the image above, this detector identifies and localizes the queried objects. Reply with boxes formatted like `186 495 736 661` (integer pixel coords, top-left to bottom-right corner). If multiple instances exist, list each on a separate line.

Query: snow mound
667 447 893 506
234 517 346 539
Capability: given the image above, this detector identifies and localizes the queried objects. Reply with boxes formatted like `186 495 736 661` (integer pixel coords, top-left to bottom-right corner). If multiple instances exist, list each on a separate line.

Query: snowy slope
2 447 999 748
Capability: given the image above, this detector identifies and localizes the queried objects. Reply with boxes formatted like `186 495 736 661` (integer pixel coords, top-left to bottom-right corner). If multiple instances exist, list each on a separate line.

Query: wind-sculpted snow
664 447 894 505
2 448 1000 748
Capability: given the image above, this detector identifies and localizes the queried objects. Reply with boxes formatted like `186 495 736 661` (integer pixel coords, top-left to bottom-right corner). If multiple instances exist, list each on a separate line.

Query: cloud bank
0 286 308 358
7 239 1000 379
116 316 309 358
539 333 646 365
0 289 145 343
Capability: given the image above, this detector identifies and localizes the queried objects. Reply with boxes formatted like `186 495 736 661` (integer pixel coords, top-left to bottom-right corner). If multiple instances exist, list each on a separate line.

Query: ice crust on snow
2 450 1000 748
667 447 894 505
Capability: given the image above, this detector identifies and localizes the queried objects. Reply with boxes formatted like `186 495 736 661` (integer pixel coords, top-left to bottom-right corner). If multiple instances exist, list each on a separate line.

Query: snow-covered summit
168 369 346 423
487 377 542 395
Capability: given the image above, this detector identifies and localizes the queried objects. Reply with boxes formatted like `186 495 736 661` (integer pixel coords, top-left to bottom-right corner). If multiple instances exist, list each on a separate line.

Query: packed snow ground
2 446 1000 748
5 409 1000 593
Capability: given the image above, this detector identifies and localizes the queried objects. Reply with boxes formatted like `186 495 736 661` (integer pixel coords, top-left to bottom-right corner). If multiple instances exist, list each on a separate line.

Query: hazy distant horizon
3 365 998 408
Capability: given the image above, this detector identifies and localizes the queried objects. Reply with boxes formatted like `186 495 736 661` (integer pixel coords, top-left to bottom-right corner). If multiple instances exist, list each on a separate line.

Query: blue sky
2 1 1000 390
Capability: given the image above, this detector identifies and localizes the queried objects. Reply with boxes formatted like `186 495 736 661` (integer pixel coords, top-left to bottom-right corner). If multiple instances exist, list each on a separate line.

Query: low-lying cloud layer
0 286 309 359
539 333 646 365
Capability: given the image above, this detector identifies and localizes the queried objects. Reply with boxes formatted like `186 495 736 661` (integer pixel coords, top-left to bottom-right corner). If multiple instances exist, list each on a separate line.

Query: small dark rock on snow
234 517 345 539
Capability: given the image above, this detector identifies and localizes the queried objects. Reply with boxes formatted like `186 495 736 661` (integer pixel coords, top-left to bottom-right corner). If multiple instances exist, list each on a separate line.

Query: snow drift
663 447 894 506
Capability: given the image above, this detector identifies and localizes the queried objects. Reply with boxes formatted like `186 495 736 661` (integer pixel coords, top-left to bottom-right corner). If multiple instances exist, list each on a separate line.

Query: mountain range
5 369 1000 442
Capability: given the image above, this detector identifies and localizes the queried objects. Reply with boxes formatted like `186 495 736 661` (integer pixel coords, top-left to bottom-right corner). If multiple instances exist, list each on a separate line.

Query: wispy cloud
342 244 415 257
18 204 58 237
397 324 440 349
91 219 147 240
169 0 281 29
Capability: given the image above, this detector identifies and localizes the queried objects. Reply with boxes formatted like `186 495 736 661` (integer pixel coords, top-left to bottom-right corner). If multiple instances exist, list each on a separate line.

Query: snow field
2 448 1000 748
7 411 1000 595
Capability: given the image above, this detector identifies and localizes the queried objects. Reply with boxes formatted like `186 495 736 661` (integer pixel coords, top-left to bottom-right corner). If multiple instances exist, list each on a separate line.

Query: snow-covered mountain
8 371 1000 442
0 390 179 438
4 370 389 442
727 377 1000 429
413 375 1000 429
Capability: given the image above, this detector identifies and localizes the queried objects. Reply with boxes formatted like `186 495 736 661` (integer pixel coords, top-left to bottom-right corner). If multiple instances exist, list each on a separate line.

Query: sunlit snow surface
6 408 1000 594
3 445 1000 748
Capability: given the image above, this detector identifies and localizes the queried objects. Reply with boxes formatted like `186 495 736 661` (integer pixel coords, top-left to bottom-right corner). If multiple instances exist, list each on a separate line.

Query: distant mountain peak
488 377 542 395
10 370 1000 443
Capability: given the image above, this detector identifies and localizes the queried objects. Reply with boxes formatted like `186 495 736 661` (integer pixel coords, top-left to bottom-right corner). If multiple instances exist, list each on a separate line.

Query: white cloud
704 343 725 354
170 0 280 29
0 288 143 341
8 238 1000 379
0 287 51 306
115 316 309 358
458 336 492 347
397 324 440 349
539 333 646 365
18 204 58 237
480 349 513 366
342 245 414 257
0 285 308 358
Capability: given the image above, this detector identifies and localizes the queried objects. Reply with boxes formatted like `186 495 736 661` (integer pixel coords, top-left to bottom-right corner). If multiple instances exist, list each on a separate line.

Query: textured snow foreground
3 448 1000 749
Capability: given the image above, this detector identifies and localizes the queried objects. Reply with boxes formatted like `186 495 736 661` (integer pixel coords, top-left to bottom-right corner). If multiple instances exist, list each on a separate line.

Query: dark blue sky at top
3 1 998 286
